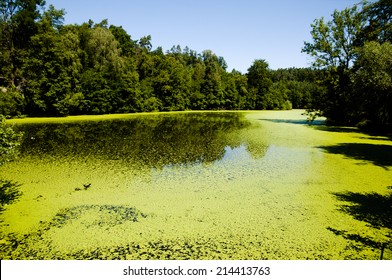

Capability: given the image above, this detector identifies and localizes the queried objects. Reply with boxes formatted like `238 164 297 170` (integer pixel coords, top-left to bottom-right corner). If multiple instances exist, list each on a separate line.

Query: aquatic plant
1 110 392 260
0 115 23 166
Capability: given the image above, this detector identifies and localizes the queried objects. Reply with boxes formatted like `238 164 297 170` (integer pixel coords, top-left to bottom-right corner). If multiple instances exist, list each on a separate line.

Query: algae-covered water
1 110 391 260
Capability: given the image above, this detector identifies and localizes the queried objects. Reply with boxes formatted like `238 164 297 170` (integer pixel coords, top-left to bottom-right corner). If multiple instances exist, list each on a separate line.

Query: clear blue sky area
46 0 363 72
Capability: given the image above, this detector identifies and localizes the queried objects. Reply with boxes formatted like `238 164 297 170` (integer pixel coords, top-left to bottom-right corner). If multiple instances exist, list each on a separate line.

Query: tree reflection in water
15 112 269 169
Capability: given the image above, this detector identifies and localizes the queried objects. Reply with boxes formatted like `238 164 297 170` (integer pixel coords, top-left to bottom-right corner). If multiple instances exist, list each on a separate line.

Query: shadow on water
332 191 392 229
0 180 21 216
328 189 392 259
258 118 326 126
318 143 392 170
314 126 360 133
314 125 392 140
49 205 147 229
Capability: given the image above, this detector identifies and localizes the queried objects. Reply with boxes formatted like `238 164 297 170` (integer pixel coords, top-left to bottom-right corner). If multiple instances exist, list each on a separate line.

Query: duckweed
0 110 391 259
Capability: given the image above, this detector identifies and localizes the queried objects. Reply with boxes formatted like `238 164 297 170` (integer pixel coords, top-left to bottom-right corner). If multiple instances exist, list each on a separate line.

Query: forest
0 0 391 130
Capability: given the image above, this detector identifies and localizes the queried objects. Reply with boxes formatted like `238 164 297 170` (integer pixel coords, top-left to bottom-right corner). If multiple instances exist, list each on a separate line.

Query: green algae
0 110 391 260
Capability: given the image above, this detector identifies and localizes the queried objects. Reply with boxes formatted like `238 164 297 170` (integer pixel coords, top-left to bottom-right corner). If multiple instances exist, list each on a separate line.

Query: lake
1 110 391 259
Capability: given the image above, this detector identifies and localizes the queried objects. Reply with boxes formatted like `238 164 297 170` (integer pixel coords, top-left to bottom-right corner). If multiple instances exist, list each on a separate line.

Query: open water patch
50 205 147 229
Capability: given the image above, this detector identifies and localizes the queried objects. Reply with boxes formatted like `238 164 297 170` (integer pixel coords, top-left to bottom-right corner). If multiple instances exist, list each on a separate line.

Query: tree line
0 0 391 131
0 0 321 117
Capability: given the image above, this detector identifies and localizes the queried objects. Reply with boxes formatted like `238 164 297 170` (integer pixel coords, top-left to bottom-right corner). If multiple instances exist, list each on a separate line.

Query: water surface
1 110 391 259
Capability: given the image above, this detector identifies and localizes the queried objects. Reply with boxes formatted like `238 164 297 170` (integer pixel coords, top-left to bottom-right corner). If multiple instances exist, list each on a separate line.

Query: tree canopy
0 0 390 131
0 1 300 116
303 0 392 130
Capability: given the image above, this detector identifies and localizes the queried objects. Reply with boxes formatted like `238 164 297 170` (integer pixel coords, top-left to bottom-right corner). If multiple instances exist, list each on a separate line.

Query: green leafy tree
302 4 365 123
0 87 25 116
0 114 22 211
189 59 206 109
22 8 84 116
352 41 392 129
0 115 23 166
303 0 392 130
80 25 139 114
302 5 363 69
221 71 239 109
85 26 123 73
199 50 226 109
109 24 137 56
0 0 46 87
153 56 191 111
230 70 249 109
138 35 152 52
357 0 392 45
246 59 273 109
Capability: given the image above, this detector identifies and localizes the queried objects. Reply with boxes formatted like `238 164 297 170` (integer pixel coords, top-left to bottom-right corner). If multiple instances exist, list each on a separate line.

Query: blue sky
45 0 362 72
